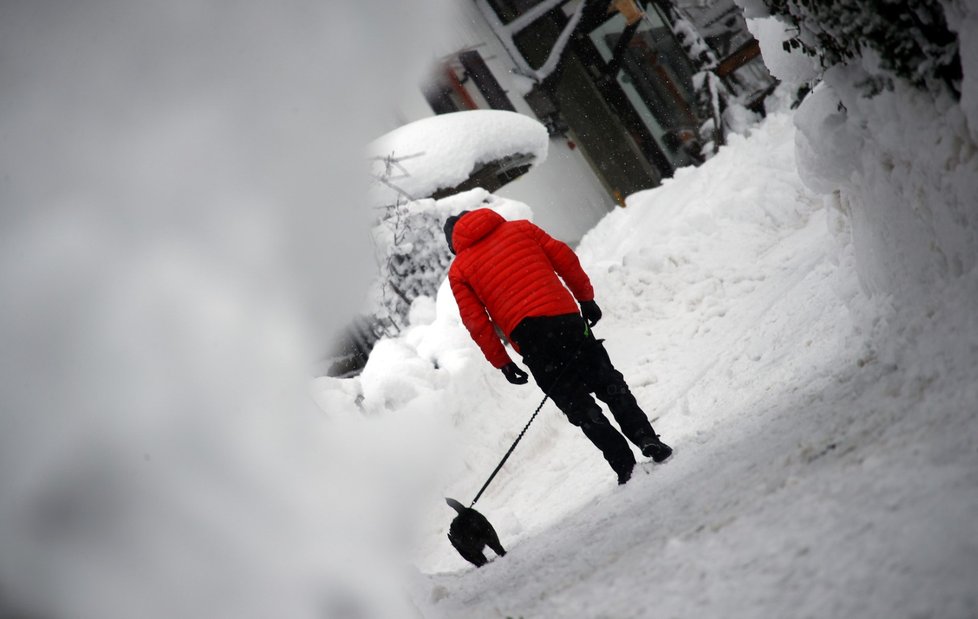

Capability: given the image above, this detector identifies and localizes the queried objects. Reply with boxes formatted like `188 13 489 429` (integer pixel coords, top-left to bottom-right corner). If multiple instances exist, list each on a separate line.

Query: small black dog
446 498 506 567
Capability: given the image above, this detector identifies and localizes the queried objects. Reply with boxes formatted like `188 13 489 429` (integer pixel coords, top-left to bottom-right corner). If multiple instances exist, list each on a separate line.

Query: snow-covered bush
368 189 538 329
741 0 978 305
323 189 535 377
371 199 455 331
745 0 961 96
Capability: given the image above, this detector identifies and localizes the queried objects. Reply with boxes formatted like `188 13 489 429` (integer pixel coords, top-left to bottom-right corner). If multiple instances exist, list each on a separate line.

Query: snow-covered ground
315 97 978 617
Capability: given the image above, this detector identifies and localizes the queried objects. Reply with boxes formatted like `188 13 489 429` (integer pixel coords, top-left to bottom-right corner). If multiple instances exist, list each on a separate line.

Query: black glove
500 362 529 385
580 300 602 327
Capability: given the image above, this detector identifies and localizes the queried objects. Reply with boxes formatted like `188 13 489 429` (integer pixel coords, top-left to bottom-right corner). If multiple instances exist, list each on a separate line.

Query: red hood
452 208 505 253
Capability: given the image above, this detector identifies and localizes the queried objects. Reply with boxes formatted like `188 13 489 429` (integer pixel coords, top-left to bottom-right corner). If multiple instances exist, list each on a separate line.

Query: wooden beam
605 20 641 77
715 39 761 78
444 65 480 110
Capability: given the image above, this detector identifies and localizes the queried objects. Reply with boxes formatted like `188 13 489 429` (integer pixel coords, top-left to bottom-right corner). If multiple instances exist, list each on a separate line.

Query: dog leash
469 391 550 508
468 325 592 508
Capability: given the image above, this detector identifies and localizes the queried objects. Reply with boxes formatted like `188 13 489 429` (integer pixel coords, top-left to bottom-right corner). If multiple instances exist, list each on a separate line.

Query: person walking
444 208 672 484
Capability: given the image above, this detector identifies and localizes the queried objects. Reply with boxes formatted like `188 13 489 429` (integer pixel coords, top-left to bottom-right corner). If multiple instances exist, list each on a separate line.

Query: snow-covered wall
794 75 978 303
743 0 978 305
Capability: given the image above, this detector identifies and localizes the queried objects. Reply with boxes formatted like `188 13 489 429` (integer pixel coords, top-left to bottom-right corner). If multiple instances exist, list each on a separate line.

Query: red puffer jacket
448 208 594 368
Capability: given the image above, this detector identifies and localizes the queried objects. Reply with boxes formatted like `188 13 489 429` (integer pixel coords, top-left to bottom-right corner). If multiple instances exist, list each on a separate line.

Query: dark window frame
458 50 517 111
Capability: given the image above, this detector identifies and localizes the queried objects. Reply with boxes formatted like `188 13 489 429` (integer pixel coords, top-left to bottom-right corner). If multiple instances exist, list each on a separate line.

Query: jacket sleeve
521 221 594 302
449 267 513 369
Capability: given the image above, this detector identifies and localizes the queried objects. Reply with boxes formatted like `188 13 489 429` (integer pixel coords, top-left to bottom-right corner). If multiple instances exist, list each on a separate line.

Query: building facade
394 0 774 243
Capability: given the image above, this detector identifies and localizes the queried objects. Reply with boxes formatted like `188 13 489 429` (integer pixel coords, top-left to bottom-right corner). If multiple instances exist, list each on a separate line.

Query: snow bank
368 110 549 206
578 117 810 267
413 109 977 619
745 0 978 306
795 75 978 303
325 92 977 616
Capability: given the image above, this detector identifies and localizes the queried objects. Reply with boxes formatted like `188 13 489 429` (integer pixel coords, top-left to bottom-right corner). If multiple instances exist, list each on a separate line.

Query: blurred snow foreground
0 1 451 618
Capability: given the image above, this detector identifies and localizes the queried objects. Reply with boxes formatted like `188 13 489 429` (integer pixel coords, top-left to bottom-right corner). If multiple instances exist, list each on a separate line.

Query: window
423 50 516 115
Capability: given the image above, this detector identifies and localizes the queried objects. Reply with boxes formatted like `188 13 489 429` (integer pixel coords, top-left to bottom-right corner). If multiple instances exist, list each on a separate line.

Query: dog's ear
445 497 465 514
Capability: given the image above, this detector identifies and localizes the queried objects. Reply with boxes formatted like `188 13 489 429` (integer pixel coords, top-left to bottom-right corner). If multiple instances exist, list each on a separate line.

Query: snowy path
416 113 978 618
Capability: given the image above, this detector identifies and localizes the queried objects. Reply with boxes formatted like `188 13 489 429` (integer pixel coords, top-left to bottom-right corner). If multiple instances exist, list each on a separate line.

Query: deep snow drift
315 97 977 616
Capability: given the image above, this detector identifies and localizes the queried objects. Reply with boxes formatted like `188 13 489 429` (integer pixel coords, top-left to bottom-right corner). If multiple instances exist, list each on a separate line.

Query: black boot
640 434 673 463
575 410 636 480
616 459 635 485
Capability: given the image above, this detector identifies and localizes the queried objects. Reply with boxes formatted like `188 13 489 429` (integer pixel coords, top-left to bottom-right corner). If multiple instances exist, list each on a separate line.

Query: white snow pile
314 89 978 615
368 110 549 207
739 0 978 306
794 76 978 303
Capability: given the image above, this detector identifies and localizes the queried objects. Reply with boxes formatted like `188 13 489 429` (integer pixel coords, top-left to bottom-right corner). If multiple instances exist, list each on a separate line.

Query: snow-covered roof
368 110 549 207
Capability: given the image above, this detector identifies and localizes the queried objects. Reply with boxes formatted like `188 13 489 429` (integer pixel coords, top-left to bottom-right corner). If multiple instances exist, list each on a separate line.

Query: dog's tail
445 497 466 514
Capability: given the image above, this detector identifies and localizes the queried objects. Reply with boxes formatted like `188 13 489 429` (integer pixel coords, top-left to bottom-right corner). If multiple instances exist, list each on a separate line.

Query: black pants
510 313 656 475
